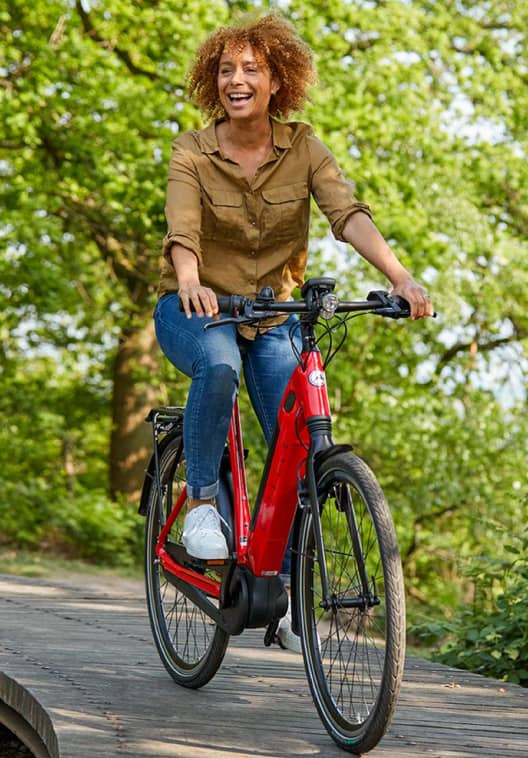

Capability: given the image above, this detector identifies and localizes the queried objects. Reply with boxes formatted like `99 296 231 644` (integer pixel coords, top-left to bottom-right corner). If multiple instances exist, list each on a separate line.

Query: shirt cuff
162 232 203 267
332 204 373 241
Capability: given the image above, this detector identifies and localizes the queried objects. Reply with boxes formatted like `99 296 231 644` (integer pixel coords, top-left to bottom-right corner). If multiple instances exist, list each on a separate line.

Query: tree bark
109 316 159 501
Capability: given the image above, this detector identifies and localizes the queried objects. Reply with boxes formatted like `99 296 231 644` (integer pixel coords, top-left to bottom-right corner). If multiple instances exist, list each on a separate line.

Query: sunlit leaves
1 1 527 623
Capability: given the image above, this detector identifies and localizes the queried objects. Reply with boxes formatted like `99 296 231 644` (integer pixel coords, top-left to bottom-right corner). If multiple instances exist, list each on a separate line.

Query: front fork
299 430 375 615
300 418 336 613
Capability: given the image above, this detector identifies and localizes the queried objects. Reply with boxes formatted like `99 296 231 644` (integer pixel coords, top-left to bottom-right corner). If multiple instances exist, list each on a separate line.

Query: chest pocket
201 190 245 243
261 181 310 242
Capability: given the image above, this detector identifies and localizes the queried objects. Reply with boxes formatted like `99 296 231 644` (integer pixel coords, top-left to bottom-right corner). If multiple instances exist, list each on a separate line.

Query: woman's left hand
390 278 434 320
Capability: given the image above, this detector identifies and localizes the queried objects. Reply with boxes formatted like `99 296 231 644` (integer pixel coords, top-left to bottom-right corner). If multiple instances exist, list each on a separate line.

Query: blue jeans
154 293 301 573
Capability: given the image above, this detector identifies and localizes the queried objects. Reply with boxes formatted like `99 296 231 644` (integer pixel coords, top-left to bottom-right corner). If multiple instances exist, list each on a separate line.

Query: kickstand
263 619 280 647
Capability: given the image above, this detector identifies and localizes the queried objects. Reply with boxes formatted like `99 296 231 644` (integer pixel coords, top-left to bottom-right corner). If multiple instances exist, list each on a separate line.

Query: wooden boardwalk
1 573 527 757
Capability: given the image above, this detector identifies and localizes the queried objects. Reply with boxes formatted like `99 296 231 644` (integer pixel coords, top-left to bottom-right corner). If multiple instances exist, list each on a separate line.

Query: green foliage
0 355 142 566
48 491 144 567
1 0 528 671
412 521 528 686
1 487 143 568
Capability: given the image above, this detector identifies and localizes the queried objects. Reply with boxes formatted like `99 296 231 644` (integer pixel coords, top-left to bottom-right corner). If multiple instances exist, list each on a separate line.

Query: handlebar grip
367 290 410 318
391 295 437 318
217 295 248 314
391 295 411 316
216 295 238 314
178 294 247 315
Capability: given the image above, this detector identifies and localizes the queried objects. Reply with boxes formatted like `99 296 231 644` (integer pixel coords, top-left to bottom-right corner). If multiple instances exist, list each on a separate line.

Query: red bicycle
140 277 408 754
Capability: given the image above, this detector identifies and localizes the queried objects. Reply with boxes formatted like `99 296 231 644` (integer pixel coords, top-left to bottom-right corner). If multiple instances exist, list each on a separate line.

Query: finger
201 289 217 318
191 291 205 318
180 293 193 319
417 298 433 319
424 297 434 317
210 291 219 316
411 296 426 320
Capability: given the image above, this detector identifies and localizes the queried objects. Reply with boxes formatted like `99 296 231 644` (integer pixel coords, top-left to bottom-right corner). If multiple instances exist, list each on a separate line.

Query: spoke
312 482 389 725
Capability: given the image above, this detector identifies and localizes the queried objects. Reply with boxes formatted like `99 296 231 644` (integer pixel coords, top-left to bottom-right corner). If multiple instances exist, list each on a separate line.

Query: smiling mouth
228 93 252 103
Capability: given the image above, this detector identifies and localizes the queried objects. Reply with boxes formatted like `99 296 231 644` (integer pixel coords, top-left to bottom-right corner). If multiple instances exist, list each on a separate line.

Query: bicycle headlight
320 293 339 320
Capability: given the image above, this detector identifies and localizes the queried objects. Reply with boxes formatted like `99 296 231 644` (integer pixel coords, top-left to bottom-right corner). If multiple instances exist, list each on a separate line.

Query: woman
155 13 433 649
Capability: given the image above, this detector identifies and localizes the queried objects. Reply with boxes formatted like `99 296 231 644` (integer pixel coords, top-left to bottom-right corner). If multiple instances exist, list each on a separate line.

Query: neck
224 116 272 150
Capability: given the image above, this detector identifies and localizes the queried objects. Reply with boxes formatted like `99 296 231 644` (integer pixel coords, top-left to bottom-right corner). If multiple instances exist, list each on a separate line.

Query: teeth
229 94 251 101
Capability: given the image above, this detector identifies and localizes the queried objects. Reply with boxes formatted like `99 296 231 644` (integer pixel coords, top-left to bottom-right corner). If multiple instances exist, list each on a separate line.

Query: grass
0 546 143 581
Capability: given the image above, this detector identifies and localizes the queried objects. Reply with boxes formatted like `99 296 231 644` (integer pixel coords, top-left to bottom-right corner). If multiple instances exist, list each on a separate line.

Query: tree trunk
109 316 160 501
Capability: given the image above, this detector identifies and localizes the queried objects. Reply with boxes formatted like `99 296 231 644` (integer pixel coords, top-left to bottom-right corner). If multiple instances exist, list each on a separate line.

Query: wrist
387 266 413 289
390 275 412 289
178 278 201 291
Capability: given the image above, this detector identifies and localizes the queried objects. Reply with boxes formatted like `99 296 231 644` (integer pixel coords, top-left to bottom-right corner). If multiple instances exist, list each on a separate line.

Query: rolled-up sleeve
162 141 203 266
308 133 372 241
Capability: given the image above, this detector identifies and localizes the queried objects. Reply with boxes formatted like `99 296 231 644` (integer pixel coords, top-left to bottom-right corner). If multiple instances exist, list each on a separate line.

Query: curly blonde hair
187 13 316 120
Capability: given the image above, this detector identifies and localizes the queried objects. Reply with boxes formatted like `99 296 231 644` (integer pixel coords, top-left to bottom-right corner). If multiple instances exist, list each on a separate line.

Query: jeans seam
244 358 274 442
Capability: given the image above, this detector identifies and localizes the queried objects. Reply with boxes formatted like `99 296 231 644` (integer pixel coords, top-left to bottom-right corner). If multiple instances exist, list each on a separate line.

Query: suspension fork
305 418 334 608
305 452 331 604
305 428 374 611
308 464 378 612
341 485 374 603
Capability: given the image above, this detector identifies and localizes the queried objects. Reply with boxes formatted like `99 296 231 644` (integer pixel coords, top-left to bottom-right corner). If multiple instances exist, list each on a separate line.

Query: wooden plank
1 574 527 757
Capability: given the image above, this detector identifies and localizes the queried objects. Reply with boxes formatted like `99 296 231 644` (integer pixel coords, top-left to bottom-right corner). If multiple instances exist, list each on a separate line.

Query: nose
230 64 245 86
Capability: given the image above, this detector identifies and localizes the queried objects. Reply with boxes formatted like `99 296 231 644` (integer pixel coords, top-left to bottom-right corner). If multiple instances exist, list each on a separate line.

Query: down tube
247 352 331 577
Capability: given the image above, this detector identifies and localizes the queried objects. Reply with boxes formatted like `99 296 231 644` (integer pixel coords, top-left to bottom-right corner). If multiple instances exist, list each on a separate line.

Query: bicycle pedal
182 549 231 571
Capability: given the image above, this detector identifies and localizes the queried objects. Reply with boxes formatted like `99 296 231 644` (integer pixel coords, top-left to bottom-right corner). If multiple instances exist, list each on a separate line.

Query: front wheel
144 431 230 688
296 451 405 754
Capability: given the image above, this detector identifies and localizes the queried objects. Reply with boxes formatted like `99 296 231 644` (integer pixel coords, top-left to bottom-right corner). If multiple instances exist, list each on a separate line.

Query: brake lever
203 316 241 330
367 290 410 319
203 313 277 331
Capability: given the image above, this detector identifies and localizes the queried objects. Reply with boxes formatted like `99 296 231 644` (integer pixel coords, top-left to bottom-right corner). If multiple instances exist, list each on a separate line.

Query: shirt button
249 250 255 256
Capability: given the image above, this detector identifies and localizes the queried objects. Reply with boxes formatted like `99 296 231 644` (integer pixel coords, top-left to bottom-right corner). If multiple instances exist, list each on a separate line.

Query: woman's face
217 43 278 122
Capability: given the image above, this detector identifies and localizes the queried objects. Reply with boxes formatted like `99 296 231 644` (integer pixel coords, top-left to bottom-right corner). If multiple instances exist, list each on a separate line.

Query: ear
271 78 280 96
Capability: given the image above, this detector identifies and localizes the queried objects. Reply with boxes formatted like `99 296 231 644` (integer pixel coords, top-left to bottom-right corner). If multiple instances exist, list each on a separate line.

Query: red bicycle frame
155 347 331 594
245 349 330 577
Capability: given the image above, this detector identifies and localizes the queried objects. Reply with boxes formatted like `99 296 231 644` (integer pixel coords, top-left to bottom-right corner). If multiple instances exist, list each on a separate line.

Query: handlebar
190 279 410 323
179 279 412 324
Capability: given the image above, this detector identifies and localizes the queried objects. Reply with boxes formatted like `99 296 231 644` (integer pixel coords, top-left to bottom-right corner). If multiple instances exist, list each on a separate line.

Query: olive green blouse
159 118 372 306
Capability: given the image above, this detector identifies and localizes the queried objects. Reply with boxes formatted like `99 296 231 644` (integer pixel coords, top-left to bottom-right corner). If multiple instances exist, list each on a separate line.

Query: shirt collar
199 121 220 154
198 118 293 155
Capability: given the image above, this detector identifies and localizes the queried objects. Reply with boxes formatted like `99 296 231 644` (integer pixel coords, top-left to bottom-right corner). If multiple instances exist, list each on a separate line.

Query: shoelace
192 508 232 534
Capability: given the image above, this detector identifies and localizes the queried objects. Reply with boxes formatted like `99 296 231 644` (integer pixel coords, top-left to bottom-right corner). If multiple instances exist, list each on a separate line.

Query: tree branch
436 333 523 369
345 37 378 55
75 0 159 81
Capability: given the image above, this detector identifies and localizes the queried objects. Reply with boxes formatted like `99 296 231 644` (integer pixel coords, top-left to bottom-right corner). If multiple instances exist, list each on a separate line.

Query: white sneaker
182 504 229 560
277 598 302 654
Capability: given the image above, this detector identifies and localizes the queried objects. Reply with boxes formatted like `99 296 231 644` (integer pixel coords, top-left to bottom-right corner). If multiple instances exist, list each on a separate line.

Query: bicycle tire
296 450 405 754
144 432 230 688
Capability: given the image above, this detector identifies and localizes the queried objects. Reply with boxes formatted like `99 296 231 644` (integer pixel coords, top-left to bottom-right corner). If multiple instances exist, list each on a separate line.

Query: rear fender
138 426 183 516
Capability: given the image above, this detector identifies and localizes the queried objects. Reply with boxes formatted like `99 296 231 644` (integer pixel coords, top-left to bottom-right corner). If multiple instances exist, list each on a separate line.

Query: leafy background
1 0 527 681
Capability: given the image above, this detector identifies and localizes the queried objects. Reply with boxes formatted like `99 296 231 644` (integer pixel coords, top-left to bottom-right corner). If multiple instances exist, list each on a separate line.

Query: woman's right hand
170 244 219 319
178 283 219 319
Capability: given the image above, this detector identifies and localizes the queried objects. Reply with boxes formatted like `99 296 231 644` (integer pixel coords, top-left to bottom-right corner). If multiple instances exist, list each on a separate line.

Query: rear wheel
144 432 229 688
296 451 405 754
